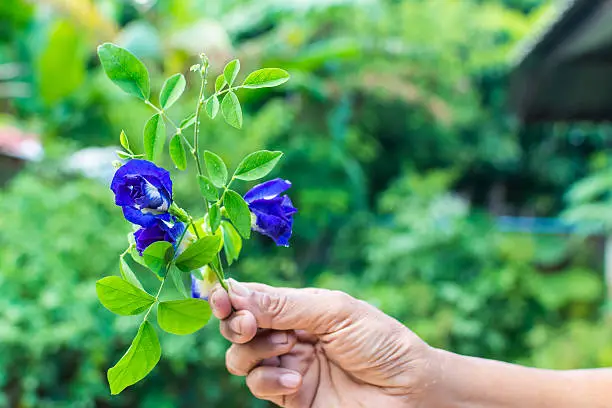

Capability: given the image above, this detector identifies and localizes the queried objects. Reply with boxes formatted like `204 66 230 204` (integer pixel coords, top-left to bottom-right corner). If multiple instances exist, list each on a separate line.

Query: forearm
421 348 612 408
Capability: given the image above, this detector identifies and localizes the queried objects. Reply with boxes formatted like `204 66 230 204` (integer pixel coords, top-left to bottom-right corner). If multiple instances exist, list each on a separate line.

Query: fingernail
229 317 242 335
230 280 250 297
279 373 301 389
270 332 288 345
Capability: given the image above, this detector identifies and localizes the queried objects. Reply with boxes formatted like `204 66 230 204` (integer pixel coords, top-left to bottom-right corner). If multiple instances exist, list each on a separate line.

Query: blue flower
134 217 185 255
110 159 173 227
244 178 297 247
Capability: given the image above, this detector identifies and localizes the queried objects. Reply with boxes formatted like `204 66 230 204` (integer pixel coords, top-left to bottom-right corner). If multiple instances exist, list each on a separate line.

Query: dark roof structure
510 0 612 122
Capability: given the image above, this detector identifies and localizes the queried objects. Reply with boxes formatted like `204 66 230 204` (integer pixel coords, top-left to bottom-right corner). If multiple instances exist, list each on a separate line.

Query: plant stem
144 99 196 153
142 226 189 321
192 56 209 177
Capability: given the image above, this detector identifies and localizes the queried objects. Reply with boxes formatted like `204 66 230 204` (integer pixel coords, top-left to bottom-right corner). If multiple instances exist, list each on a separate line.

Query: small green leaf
107 321 161 395
169 266 188 298
242 68 290 89
169 134 187 171
97 43 150 100
223 59 240 86
175 235 222 272
209 203 221 232
96 276 154 316
119 256 143 290
179 113 196 130
221 92 242 129
205 95 220 119
120 130 130 151
158 299 212 335
143 114 166 161
224 190 252 239
215 74 227 92
221 220 242 265
143 241 174 278
234 150 283 181
197 175 219 202
204 151 228 187
116 151 131 160
159 73 186 109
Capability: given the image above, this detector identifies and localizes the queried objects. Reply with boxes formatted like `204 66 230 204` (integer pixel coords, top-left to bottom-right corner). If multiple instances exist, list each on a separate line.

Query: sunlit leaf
97 42 150 100
143 114 166 162
158 299 212 335
221 220 242 265
204 151 228 187
107 321 161 394
96 276 154 315
175 235 222 272
205 95 220 119
169 133 187 171
197 175 219 202
159 73 186 109
221 92 242 129
234 150 283 181
143 241 174 279
242 68 290 89
223 59 240 86
224 190 251 239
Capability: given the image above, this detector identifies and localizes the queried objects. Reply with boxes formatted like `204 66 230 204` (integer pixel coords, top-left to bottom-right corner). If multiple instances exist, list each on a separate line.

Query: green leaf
221 92 243 129
223 59 240 86
169 266 188 298
179 113 196 130
159 73 186 109
116 151 131 160
221 220 242 265
215 74 227 92
119 256 143 290
97 42 150 100
205 95 220 119
158 299 212 335
209 204 221 232
129 246 147 268
169 134 187 171
96 276 154 316
224 190 252 239
107 321 161 395
234 150 283 181
175 235 222 272
120 130 130 151
197 175 219 202
242 68 290 89
204 151 228 187
143 114 166 161
143 241 174 278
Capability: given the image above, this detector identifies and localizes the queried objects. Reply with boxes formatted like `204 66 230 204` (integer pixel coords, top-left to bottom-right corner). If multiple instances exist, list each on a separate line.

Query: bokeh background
2 0 612 406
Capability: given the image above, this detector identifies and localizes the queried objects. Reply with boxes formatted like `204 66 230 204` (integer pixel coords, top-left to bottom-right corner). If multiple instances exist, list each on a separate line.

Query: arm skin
209 280 612 408
420 349 612 408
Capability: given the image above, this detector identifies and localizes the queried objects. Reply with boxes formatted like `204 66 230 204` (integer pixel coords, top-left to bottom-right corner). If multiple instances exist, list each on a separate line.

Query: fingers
224 279 363 334
246 366 302 399
218 309 258 344
226 330 297 376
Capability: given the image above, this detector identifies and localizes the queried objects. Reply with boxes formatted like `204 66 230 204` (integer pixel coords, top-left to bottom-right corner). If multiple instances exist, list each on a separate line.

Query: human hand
209 280 436 408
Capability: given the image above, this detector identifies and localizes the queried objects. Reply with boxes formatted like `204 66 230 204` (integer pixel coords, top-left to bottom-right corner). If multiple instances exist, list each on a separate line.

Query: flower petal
111 159 172 205
122 206 169 227
243 178 291 203
251 209 293 246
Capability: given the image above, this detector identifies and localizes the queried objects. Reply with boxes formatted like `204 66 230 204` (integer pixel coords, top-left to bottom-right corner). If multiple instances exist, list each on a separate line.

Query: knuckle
329 290 356 312
260 292 287 319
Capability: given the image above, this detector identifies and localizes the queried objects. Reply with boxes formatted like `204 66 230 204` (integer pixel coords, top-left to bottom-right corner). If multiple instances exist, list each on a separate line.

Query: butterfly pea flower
111 159 173 227
191 266 217 301
134 216 185 255
244 178 297 247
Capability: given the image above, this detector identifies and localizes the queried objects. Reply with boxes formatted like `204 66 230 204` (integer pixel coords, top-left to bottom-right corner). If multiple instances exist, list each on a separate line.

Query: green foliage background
1 0 612 406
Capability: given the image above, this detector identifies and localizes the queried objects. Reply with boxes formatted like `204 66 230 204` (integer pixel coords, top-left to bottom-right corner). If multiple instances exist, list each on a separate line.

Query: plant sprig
95 42 291 395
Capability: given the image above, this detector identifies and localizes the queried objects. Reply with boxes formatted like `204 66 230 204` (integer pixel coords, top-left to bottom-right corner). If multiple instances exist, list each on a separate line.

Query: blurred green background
2 0 612 406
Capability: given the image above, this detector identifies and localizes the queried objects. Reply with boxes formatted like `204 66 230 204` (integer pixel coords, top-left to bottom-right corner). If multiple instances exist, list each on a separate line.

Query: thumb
227 279 362 334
